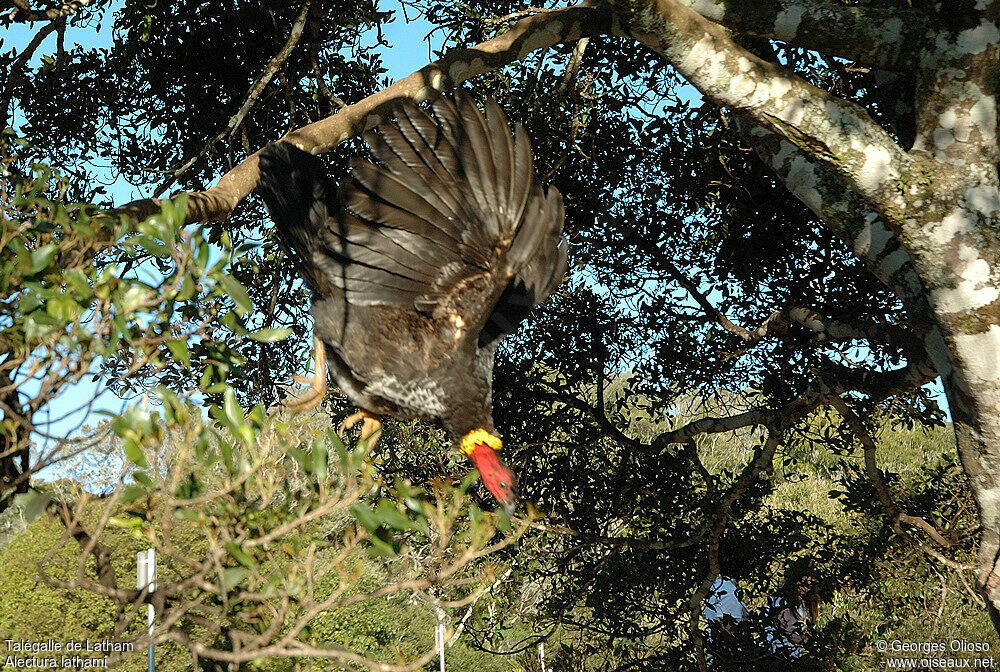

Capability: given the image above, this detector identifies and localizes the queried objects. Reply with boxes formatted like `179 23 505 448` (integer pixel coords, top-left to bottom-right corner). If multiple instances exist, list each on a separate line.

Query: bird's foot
283 336 328 412
340 410 382 449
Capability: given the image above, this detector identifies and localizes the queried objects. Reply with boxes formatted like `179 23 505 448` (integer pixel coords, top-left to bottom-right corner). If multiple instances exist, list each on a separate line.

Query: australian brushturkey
257 91 567 513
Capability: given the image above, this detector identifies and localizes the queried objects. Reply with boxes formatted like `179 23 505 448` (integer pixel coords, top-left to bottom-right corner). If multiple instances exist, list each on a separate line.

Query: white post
539 642 546 672
435 623 446 672
136 548 156 672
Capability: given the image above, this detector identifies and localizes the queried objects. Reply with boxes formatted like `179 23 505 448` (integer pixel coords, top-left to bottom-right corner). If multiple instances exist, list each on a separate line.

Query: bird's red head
460 430 517 515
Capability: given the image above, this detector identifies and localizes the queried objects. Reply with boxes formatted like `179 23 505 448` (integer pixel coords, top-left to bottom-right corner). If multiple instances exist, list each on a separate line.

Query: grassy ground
764 420 1000 670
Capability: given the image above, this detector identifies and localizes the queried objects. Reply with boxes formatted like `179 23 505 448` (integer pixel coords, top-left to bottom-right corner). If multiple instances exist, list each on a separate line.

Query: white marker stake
436 623 446 672
539 642 546 672
136 549 156 672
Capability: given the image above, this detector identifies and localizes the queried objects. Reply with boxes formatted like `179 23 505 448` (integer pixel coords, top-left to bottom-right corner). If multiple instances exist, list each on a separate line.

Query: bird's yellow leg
284 335 328 412
340 410 382 449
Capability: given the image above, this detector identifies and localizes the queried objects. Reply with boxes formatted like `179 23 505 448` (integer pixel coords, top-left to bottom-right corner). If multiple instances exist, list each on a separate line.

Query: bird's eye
499 481 508 489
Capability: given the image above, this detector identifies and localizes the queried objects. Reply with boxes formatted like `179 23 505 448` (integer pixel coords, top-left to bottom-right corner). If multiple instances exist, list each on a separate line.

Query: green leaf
24 311 60 340
64 269 92 299
469 503 483 527
219 439 236 474
369 527 400 557
219 275 252 315
120 284 153 313
248 327 292 343
165 340 190 366
174 473 202 500
225 542 257 570
19 287 42 313
46 295 79 322
376 499 412 531
221 567 248 591
136 234 172 258
218 387 253 446
221 310 248 336
123 439 149 468
28 244 58 274
312 441 328 481
496 509 512 533
120 485 148 505
350 503 379 532
286 446 307 470
15 489 52 522
177 274 196 301
153 385 188 424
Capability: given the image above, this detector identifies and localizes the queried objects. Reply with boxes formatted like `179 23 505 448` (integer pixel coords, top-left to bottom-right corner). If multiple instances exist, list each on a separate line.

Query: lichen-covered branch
675 0 931 71
610 0 916 223
732 117 928 309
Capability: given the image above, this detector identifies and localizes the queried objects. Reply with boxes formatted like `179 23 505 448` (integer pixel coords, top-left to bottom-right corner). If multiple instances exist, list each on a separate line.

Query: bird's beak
466 442 518 514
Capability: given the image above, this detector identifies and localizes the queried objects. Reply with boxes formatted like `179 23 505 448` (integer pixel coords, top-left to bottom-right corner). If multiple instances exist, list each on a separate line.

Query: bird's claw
340 411 382 449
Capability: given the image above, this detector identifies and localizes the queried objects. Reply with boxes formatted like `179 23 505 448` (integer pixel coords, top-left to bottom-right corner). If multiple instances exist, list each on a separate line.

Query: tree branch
662 257 923 353
0 18 59 123
2 0 97 24
151 0 313 199
731 114 932 312
830 396 974 570
674 0 930 71
115 2 611 224
651 357 936 449
610 0 916 223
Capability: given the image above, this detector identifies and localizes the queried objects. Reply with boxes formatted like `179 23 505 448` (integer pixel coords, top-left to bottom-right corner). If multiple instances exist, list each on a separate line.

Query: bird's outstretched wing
320 91 567 346
257 142 333 293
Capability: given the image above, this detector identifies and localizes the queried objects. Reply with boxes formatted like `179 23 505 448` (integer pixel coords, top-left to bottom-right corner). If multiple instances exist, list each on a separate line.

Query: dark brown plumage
257 92 567 511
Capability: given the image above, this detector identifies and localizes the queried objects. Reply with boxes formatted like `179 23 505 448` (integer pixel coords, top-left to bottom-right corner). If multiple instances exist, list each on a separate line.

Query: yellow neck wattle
460 429 503 456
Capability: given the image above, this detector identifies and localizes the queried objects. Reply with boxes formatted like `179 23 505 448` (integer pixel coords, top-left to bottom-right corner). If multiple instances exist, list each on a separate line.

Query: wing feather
313 92 567 338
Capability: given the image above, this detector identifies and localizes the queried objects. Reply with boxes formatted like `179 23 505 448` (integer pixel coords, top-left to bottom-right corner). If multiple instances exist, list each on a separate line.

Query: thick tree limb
2 0 96 24
610 0 916 224
674 0 930 71
115 2 611 224
735 118 930 309
0 361 30 513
